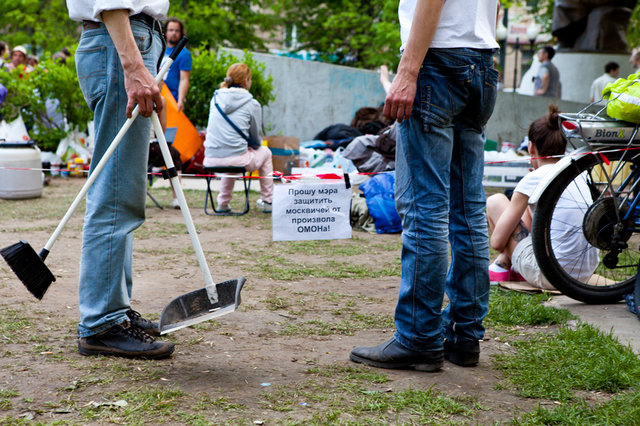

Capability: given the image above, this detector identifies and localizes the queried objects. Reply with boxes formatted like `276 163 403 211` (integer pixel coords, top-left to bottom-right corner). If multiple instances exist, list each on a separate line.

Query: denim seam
458 142 480 340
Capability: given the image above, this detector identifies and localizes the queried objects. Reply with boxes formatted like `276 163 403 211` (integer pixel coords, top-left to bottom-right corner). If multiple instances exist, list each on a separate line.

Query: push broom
1 38 188 300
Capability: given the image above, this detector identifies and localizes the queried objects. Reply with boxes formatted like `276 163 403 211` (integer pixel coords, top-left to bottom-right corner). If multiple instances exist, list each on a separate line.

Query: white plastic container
0 141 43 199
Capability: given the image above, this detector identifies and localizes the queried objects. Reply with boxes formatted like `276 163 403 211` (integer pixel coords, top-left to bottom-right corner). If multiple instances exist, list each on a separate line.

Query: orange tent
161 85 203 163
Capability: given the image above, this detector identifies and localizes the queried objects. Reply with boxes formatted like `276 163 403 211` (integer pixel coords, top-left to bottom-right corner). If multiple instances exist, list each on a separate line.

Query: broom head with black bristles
0 240 56 300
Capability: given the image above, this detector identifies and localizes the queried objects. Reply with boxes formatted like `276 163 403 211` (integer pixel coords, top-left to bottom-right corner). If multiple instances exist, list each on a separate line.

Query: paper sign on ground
272 182 352 241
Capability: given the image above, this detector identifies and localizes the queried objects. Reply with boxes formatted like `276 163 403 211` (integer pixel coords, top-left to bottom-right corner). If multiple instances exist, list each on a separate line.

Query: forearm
397 0 444 79
384 0 445 121
177 72 190 106
101 9 162 117
101 10 144 73
536 74 550 95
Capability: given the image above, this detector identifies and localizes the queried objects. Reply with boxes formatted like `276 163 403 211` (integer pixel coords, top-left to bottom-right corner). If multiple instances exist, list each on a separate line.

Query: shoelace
126 309 145 322
119 321 156 343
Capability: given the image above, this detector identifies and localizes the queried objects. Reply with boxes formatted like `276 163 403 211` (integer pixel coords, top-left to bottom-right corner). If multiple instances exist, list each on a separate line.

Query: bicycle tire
532 151 638 304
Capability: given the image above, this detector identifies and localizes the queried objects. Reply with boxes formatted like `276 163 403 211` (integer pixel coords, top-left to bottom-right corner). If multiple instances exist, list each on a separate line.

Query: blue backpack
359 172 402 234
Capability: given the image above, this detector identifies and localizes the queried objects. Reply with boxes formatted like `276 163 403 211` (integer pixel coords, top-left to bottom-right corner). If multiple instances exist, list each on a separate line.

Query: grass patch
279 311 394 336
81 385 186 422
493 323 640 402
252 254 400 280
0 309 33 343
262 365 480 424
486 287 576 328
514 389 640 425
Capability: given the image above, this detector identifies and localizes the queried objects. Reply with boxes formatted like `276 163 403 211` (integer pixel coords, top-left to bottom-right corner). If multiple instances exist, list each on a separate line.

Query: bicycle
530 109 640 304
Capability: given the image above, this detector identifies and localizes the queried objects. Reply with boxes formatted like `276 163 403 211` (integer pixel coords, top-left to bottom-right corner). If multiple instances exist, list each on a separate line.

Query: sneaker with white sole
217 204 231 213
256 199 272 213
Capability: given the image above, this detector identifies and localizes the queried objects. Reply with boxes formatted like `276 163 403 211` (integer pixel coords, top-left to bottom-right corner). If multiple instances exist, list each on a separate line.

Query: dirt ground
0 177 574 424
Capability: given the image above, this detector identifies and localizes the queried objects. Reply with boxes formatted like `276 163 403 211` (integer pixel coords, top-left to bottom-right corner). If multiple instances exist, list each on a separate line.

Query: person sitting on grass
486 104 599 290
202 63 273 213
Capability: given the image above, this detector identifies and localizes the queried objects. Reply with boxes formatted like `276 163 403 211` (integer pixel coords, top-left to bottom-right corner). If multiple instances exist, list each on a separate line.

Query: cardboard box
266 135 300 175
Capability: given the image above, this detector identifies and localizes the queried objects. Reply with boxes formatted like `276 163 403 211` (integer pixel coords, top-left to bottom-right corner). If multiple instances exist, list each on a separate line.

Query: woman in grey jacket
203 63 273 212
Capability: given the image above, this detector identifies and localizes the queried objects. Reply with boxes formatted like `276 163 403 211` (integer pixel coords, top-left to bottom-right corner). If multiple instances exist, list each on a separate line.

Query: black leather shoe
350 338 443 371
444 338 480 367
78 321 174 359
126 309 160 336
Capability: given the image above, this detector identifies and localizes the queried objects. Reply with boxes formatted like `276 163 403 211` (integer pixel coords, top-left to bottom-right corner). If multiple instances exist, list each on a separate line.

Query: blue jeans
75 20 163 337
393 48 498 351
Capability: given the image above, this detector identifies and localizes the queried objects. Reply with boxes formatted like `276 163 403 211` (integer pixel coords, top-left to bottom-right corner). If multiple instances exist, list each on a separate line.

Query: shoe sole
78 345 175 360
349 352 443 372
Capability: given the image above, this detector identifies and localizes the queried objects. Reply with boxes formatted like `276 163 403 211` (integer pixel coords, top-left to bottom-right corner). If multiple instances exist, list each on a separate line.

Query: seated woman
203 63 273 212
486 105 599 290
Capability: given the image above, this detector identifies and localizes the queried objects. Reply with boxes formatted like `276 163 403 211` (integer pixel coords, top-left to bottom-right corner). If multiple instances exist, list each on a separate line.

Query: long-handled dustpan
147 111 245 334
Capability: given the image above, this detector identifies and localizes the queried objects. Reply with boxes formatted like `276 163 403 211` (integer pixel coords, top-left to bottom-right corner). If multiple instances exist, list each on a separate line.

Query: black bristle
0 240 56 300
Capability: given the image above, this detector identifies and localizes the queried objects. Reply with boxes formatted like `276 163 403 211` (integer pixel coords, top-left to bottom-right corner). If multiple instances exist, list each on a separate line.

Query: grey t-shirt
534 62 560 97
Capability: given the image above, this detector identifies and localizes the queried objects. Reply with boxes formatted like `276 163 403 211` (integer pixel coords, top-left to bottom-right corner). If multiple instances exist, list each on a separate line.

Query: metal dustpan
148 104 245 335
159 277 245 334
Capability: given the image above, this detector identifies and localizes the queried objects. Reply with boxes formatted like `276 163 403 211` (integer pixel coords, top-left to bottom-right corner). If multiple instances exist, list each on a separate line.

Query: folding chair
203 166 252 216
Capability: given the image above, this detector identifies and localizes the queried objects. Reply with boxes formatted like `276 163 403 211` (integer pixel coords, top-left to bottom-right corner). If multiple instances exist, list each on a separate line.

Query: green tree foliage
0 0 78 57
266 0 401 69
186 48 275 129
166 0 276 51
0 58 92 151
628 4 640 49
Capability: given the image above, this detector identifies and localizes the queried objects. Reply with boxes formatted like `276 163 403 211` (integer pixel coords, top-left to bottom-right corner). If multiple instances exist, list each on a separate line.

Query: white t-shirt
399 0 499 51
66 0 169 22
590 73 617 104
515 164 599 282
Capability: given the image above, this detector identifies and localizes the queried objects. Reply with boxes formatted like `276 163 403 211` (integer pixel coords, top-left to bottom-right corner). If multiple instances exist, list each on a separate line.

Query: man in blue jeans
67 0 174 359
350 0 499 371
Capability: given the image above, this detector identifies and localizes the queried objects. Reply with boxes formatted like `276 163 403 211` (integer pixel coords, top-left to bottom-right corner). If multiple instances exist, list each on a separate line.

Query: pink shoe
509 268 526 282
489 268 510 283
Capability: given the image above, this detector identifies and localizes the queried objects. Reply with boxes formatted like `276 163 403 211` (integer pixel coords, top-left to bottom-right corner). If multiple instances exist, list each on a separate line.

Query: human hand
124 63 163 118
177 100 184 113
383 70 417 122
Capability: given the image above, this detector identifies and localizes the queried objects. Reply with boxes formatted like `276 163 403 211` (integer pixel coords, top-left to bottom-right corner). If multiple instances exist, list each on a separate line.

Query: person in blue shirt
163 17 191 112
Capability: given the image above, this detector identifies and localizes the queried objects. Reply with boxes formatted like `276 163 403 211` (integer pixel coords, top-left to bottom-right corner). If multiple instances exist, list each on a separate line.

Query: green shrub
185 47 275 129
0 56 92 152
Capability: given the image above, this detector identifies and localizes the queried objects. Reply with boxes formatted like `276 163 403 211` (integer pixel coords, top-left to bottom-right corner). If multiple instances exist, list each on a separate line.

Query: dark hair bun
547 104 560 130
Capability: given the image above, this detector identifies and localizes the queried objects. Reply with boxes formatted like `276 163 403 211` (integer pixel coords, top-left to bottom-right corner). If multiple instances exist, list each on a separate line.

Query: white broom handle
149 112 218 302
43 38 186 253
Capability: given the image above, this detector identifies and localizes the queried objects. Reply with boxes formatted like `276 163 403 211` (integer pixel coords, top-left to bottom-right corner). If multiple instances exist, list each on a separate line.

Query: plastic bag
55 130 91 163
603 73 640 123
0 115 30 142
359 171 402 234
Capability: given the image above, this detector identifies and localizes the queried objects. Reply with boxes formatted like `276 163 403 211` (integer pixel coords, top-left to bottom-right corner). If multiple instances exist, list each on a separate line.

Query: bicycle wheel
532 150 639 304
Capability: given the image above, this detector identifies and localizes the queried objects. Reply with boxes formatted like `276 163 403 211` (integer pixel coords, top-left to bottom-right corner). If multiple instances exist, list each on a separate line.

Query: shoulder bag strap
214 93 260 148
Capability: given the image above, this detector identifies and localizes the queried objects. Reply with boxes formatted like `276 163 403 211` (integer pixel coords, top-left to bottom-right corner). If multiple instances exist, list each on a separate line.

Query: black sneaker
126 309 160 336
78 321 174 359
444 338 480 367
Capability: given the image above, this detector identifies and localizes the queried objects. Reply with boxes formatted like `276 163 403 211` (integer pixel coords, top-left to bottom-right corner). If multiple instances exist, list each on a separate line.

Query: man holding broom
67 0 175 358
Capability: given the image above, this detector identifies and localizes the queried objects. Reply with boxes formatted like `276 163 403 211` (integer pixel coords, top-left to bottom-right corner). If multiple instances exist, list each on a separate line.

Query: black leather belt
83 13 156 31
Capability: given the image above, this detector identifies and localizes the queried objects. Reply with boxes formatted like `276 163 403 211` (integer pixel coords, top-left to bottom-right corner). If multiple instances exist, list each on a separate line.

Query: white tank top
399 0 499 51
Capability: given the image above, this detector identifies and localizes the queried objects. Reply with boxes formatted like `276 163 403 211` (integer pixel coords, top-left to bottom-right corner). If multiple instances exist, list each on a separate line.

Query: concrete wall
485 91 586 146
225 48 606 146
554 52 634 104
225 48 386 141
